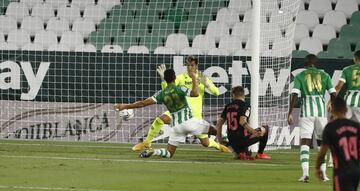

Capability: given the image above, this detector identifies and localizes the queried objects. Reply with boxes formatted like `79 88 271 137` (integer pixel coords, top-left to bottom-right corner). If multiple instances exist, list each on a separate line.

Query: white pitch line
0 154 288 167
0 185 126 191
0 142 310 154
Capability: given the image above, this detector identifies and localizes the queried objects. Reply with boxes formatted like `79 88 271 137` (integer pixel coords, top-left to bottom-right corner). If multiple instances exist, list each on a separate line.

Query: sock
144 117 164 145
208 138 220 150
153 148 171 158
320 155 327 177
257 132 269 154
300 145 310 177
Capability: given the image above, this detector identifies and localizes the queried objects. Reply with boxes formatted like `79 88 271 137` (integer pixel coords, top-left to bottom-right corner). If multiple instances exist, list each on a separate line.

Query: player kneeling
215 86 271 160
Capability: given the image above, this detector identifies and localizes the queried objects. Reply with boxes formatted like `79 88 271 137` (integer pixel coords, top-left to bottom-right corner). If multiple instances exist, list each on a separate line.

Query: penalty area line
0 185 126 191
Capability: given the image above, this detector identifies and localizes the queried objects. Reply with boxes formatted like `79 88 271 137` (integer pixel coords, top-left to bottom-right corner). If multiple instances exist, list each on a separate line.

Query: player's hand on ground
287 114 293 125
156 64 166 81
114 104 126 111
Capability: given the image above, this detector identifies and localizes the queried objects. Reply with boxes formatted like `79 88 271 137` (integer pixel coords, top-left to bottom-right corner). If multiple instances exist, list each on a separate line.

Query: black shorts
228 134 261 154
333 173 360 191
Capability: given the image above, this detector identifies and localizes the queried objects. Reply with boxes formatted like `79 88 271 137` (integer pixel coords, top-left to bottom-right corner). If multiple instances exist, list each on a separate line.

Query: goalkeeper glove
198 72 210 87
156 64 166 81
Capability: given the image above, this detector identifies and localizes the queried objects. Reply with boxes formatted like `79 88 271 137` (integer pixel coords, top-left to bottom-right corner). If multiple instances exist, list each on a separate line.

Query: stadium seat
231 22 251 43
127 45 150 54
46 17 70 36
83 4 106 25
165 33 189 54
74 43 97 52
261 23 282 43
114 34 138 51
87 31 111 50
228 0 252 15
192 34 216 53
0 42 18 50
205 21 230 43
292 49 309 58
45 0 68 10
317 51 337 58
6 2 30 23
101 44 123 53
350 11 360 26
207 48 230 56
57 4 81 24
21 42 44 51
20 0 43 9
299 37 323 55
312 24 336 45
270 9 296 30
180 47 205 55
98 0 121 12
21 16 44 36
339 24 360 44
153 46 176 55
71 0 94 11
60 31 84 50
260 0 279 16
31 3 55 22
0 32 4 43
279 0 305 12
34 30 58 49
142 35 164 52
272 38 293 57
216 8 240 28
296 10 319 31
72 18 95 37
176 0 200 9
7 29 31 48
335 0 358 18
187 8 213 27
245 38 270 52
0 16 17 35
356 41 360 51
124 22 148 38
219 35 243 55
243 9 267 23
148 0 172 10
151 21 175 38
327 38 353 58
47 43 70 51
179 20 204 41
323 11 347 32
308 0 332 18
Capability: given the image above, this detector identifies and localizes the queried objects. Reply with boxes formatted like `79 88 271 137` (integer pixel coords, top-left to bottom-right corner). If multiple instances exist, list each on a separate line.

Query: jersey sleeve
151 90 164 104
180 86 191 96
339 68 347 83
292 75 302 95
325 72 336 94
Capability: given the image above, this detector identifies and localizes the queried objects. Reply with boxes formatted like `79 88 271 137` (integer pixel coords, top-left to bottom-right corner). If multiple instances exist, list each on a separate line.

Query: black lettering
101 112 110 130
42 123 52 139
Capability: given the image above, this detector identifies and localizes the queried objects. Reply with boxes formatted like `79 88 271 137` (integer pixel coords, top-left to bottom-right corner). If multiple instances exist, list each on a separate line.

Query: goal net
0 0 300 148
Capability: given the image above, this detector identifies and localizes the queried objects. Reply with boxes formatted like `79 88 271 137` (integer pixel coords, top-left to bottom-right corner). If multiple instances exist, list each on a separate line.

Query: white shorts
168 118 209 146
346 106 360 123
299 117 327 140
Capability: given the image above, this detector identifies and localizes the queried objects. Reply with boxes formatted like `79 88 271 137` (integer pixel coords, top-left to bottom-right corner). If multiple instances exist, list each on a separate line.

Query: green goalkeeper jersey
292 67 336 117
152 84 193 126
339 64 360 107
161 72 220 120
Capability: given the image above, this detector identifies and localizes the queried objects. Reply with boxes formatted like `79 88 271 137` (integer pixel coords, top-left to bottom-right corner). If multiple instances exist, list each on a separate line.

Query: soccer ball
118 109 134 121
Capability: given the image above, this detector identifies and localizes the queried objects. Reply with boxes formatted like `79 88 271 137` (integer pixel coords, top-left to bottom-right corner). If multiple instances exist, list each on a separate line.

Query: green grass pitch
0 140 332 191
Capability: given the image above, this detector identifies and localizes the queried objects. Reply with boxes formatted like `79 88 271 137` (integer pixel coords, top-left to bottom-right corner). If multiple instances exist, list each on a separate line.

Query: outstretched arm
114 98 156 111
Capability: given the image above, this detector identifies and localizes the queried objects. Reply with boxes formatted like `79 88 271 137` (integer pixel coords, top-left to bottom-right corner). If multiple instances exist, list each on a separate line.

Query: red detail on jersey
339 136 358 161
336 126 358 135
334 175 340 191
226 112 238 131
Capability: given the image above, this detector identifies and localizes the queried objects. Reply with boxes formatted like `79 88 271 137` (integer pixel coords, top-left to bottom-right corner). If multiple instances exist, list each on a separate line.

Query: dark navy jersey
221 99 250 138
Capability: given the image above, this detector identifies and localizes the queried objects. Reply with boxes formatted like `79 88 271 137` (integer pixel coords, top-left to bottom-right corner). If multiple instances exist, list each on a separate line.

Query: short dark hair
304 54 318 67
164 69 176 83
185 55 198 65
232 86 245 97
354 50 360 61
331 96 347 114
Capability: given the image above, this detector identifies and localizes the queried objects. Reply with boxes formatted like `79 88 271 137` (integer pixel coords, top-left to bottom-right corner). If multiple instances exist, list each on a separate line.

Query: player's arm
189 71 199 97
239 116 257 135
288 75 301 125
315 144 329 180
198 72 220 96
114 97 156 111
215 117 226 144
335 70 346 95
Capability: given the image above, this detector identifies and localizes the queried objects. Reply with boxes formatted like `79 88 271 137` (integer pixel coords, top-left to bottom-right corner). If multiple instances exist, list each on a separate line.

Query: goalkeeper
132 56 230 152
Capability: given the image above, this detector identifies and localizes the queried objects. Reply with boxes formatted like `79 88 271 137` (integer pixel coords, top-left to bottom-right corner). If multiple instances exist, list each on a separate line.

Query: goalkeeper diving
132 56 231 153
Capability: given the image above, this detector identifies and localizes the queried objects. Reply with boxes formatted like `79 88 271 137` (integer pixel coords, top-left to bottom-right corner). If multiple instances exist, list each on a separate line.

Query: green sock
144 117 164 144
154 148 171 158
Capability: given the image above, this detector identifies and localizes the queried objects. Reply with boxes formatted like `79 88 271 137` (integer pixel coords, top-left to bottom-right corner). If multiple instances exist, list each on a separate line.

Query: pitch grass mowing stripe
0 185 126 191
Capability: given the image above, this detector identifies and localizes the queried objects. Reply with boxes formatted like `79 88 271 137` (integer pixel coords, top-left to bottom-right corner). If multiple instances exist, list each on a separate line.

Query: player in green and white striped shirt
114 69 226 158
288 54 336 183
335 50 360 122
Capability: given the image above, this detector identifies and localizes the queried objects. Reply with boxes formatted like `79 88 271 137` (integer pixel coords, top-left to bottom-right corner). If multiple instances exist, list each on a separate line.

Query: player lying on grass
114 69 230 158
132 56 230 153
316 96 360 191
215 86 271 160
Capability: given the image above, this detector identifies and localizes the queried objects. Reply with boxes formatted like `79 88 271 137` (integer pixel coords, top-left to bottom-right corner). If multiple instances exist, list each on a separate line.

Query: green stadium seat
355 41 360 51
350 11 360 26
0 0 10 15
327 38 353 59
188 8 215 23
114 32 139 51
122 1 146 10
110 5 136 22
88 31 112 50
151 21 175 37
163 7 188 28
138 9 161 22
292 50 309 58
97 18 125 37
148 1 173 10
339 24 360 44
179 20 204 40
141 35 165 51
124 22 149 37
317 51 337 59
176 0 200 9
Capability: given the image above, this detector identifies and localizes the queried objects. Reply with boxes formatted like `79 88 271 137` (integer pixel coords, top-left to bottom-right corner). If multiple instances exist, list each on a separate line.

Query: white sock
321 155 327 176
300 145 310 177
154 148 171 158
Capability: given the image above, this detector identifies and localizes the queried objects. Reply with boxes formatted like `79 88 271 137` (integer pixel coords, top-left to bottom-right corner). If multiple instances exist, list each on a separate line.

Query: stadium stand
322 11 347 32
0 15 17 35
154 46 176 55
31 2 55 22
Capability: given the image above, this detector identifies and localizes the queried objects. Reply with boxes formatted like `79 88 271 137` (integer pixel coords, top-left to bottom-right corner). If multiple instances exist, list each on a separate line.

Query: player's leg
298 117 315 182
314 117 330 181
132 111 171 151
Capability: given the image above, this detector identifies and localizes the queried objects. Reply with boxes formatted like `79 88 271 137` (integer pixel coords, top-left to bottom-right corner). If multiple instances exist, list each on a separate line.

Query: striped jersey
339 64 360 107
292 67 336 117
152 84 193 126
